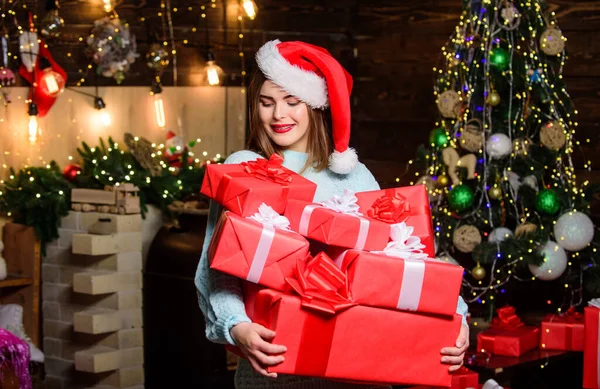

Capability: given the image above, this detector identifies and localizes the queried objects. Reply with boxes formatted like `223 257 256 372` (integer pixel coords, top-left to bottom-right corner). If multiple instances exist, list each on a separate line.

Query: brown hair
246 70 333 172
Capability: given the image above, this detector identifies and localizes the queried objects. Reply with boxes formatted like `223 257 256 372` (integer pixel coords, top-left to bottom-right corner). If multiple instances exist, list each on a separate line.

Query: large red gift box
329 248 463 317
209 210 309 290
200 154 317 217
247 253 462 387
252 288 462 387
584 304 600 389
476 307 539 357
540 308 585 352
284 199 390 251
354 186 435 257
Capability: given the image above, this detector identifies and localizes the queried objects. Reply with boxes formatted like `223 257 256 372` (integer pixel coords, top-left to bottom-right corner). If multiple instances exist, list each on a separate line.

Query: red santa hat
255 39 357 174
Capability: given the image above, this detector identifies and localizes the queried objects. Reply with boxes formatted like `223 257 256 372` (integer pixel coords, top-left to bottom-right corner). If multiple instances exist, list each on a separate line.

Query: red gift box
208 210 310 290
284 198 390 251
329 247 463 317
408 367 478 389
200 154 317 217
476 307 539 357
354 186 435 257
540 308 585 351
248 253 462 387
584 304 600 389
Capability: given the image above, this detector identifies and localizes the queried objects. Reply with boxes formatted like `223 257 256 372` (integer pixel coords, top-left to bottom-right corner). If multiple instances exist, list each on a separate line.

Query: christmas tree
412 0 600 316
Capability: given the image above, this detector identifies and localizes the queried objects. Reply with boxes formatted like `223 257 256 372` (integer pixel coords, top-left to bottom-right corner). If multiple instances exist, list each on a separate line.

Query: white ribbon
248 203 291 231
377 222 429 261
481 379 503 389
589 298 600 308
299 190 369 250
319 189 363 216
245 204 291 283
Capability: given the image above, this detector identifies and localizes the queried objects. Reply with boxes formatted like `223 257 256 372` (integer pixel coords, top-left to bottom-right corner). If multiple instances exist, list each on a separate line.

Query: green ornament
535 189 561 215
449 184 474 211
429 128 449 148
490 48 509 70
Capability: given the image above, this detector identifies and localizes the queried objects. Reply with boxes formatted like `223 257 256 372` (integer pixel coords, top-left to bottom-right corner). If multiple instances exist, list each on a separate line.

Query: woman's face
258 80 310 152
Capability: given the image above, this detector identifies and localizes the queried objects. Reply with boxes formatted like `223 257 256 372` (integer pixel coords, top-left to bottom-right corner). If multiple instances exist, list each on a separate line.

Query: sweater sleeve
194 150 262 345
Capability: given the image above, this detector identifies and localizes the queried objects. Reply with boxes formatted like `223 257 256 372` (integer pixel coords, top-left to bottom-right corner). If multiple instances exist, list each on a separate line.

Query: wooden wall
8 0 600 188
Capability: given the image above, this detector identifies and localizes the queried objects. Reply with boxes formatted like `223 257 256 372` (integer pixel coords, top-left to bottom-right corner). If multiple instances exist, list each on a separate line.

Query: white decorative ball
554 211 595 251
486 133 512 159
488 227 513 243
528 241 567 281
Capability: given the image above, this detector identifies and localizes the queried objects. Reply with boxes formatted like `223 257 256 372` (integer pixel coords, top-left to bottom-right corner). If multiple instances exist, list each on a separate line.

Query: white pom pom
328 148 358 175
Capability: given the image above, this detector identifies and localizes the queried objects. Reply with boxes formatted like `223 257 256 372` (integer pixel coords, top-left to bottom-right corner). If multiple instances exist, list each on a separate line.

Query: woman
195 39 470 389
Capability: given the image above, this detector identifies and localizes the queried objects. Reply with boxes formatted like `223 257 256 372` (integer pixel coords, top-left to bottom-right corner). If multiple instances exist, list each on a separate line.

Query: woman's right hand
230 322 287 378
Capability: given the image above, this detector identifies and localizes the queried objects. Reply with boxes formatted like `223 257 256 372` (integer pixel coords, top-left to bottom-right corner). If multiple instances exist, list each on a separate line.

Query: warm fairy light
154 93 166 128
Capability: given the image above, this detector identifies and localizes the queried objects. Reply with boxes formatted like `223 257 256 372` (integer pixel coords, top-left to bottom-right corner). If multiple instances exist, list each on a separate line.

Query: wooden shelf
0 275 34 288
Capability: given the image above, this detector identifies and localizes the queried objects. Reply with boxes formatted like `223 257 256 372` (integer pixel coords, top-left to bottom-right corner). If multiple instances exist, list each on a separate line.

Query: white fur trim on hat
256 40 329 109
328 148 358 175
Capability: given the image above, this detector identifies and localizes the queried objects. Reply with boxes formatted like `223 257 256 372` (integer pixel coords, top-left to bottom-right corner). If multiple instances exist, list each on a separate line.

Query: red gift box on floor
354 185 435 257
584 302 600 389
284 192 390 251
329 245 463 317
209 207 309 290
409 366 478 389
201 154 317 217
540 308 585 352
248 253 462 387
476 307 539 357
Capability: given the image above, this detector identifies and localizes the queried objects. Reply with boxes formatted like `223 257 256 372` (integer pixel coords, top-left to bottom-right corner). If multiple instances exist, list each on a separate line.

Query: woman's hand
441 324 469 372
230 322 287 378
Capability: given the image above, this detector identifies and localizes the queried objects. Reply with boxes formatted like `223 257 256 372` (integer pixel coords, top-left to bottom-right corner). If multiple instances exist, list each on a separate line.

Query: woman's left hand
441 324 469 372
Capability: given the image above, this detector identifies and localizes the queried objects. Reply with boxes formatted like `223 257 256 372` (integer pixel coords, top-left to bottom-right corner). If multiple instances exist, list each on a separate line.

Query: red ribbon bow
285 253 355 315
241 153 292 185
367 192 411 223
546 307 584 324
490 306 524 329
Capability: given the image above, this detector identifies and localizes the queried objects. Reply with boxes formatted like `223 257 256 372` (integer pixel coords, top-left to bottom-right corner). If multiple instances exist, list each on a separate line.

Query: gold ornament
512 137 531 157
515 222 538 237
437 90 462 118
472 264 486 280
453 224 482 253
488 185 503 200
540 121 566 150
460 118 484 152
540 27 565 56
486 91 501 106
437 175 450 187
442 147 477 186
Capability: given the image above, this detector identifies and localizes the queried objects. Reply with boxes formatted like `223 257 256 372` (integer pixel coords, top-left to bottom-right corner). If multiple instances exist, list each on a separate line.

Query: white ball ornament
554 211 595 251
488 227 513 243
486 133 512 159
528 241 567 281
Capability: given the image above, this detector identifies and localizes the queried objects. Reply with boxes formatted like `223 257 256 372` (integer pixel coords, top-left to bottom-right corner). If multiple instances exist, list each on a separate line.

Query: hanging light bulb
151 79 166 128
28 102 40 144
40 67 65 97
242 0 258 20
94 96 111 127
203 51 225 86
103 0 112 12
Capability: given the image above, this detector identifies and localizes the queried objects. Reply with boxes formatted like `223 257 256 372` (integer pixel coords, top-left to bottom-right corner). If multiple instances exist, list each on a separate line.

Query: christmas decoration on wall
553 211 595 252
437 90 461 118
145 43 169 72
528 241 567 281
40 0 65 39
19 22 38 73
453 224 481 253
0 37 16 104
87 16 138 84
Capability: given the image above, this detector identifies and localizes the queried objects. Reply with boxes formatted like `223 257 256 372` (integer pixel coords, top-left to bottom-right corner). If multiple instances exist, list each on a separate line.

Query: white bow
376 222 429 260
506 170 538 196
589 298 600 308
481 379 504 389
320 189 363 216
248 204 291 231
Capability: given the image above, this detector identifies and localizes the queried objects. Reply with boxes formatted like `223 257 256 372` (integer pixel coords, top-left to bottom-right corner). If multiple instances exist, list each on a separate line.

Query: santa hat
256 39 358 174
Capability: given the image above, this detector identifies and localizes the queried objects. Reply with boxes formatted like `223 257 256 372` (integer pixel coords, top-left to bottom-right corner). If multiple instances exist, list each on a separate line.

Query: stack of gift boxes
200 155 465 387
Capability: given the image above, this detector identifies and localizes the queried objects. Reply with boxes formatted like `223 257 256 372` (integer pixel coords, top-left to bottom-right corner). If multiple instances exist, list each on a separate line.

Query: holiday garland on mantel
0 134 220 253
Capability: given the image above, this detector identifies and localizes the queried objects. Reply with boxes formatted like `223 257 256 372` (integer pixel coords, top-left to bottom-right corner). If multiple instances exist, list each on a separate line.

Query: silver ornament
554 211 595 252
529 241 567 281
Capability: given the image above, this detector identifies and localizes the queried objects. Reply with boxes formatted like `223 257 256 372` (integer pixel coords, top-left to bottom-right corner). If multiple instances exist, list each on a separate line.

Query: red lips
271 123 296 134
